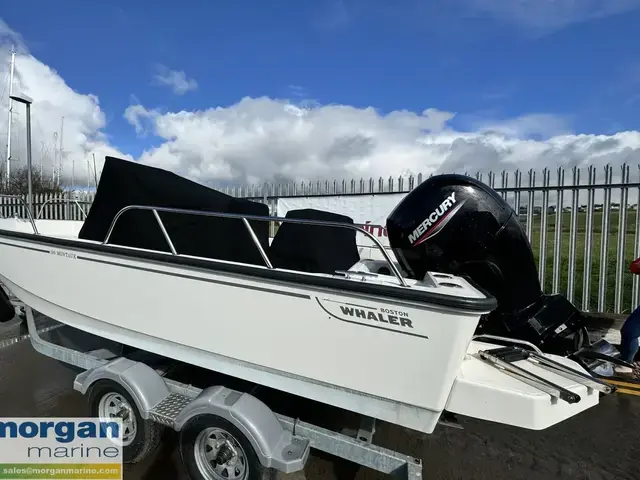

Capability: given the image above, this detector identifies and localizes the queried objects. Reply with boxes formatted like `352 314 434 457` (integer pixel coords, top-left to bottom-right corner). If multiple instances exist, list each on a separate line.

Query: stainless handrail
478 348 582 404
242 217 273 268
36 197 88 220
103 204 408 287
0 194 39 234
472 334 544 354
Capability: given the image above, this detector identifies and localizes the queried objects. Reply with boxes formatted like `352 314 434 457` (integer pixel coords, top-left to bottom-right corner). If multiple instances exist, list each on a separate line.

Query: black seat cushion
269 208 360 275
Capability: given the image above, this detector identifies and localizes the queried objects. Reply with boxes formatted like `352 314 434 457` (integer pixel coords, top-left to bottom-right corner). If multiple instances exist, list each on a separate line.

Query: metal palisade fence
226 163 640 316
0 192 93 221
1 162 639 315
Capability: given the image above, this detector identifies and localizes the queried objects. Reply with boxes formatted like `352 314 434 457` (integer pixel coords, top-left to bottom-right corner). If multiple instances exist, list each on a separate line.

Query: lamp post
9 93 34 217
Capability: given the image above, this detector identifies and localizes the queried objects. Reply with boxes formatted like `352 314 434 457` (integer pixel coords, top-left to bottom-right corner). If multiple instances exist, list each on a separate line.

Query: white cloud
151 65 198 96
472 113 573 139
124 98 640 187
0 43 130 186
0 18 24 47
1 18 639 194
460 0 640 31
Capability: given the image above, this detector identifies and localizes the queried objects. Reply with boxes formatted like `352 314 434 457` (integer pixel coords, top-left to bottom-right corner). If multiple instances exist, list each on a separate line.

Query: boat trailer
21 307 423 480
4 309 616 480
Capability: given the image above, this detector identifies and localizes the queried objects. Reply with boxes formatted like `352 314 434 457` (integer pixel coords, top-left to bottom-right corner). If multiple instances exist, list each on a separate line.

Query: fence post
582 166 596 312
567 166 580 304
597 165 613 311
614 164 630 313
552 167 565 294
526 169 535 241
538 168 550 286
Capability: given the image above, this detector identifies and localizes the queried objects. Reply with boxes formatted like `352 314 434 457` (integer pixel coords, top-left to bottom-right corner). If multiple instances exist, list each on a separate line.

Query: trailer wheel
179 414 277 480
88 380 163 464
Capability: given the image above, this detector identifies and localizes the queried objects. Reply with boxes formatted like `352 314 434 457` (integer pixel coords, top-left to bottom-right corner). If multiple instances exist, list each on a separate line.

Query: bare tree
0 166 64 195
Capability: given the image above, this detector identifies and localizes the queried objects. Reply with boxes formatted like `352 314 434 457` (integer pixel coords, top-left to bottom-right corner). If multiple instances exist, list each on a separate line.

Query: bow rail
0 194 39 234
36 198 88 220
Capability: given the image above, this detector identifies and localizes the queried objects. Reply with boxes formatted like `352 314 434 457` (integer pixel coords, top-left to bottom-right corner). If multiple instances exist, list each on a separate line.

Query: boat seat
269 209 360 275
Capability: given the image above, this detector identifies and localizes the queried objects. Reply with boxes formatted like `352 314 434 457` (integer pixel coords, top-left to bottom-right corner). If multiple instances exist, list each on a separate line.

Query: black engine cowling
386 173 586 353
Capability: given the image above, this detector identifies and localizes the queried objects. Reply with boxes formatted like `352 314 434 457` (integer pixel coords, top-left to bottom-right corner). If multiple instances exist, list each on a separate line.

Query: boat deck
0 316 637 480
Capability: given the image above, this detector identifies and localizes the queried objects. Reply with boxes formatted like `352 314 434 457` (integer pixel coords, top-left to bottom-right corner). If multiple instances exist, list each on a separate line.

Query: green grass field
525 210 638 314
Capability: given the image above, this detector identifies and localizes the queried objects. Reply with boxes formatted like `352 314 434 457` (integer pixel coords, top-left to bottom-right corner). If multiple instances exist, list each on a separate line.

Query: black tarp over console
78 156 270 266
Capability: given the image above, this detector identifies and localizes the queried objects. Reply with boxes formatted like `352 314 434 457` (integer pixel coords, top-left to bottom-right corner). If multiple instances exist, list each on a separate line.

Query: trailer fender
73 357 170 420
173 386 310 473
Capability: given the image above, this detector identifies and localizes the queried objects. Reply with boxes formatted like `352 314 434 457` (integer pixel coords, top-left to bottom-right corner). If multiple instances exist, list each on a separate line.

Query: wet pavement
0 318 638 480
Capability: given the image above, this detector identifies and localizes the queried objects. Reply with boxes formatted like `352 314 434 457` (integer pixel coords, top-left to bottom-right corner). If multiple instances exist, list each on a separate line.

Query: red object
631 257 640 275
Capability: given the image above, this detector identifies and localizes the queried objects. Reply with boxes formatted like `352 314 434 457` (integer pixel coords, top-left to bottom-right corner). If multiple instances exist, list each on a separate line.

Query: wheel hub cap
194 427 248 480
97 392 137 447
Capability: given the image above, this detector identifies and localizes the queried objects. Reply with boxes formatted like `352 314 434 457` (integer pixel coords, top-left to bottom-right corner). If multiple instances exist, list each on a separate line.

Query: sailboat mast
58 116 64 185
5 46 16 185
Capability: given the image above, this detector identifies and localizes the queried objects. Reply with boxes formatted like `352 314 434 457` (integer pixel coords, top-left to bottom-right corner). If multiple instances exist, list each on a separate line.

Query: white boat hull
0 232 496 434
445 341 600 430
0 228 604 434
0 218 83 238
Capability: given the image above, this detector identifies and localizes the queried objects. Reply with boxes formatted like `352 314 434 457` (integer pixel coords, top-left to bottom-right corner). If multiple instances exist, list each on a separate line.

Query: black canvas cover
78 156 270 266
269 208 360 275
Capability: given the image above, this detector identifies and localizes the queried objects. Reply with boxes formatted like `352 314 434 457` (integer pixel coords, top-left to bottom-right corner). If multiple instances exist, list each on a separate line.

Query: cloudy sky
1 0 640 189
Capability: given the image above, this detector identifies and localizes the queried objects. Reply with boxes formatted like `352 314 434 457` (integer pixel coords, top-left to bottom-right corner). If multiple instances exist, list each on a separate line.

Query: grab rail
103 204 409 287
0 194 39 234
472 334 544 354
36 198 88 220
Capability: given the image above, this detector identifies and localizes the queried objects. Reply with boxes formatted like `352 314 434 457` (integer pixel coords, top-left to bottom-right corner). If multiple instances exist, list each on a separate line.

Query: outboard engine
386 174 587 355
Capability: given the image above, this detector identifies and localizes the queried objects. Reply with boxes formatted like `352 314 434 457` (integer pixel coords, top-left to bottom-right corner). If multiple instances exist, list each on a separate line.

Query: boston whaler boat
0 157 615 479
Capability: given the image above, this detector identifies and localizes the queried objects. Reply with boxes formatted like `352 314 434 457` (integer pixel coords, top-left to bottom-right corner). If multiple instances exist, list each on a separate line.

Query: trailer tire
88 380 163 464
179 414 277 480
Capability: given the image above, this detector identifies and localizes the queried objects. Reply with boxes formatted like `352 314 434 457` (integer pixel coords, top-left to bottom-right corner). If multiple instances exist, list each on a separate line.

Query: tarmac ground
0 315 638 480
